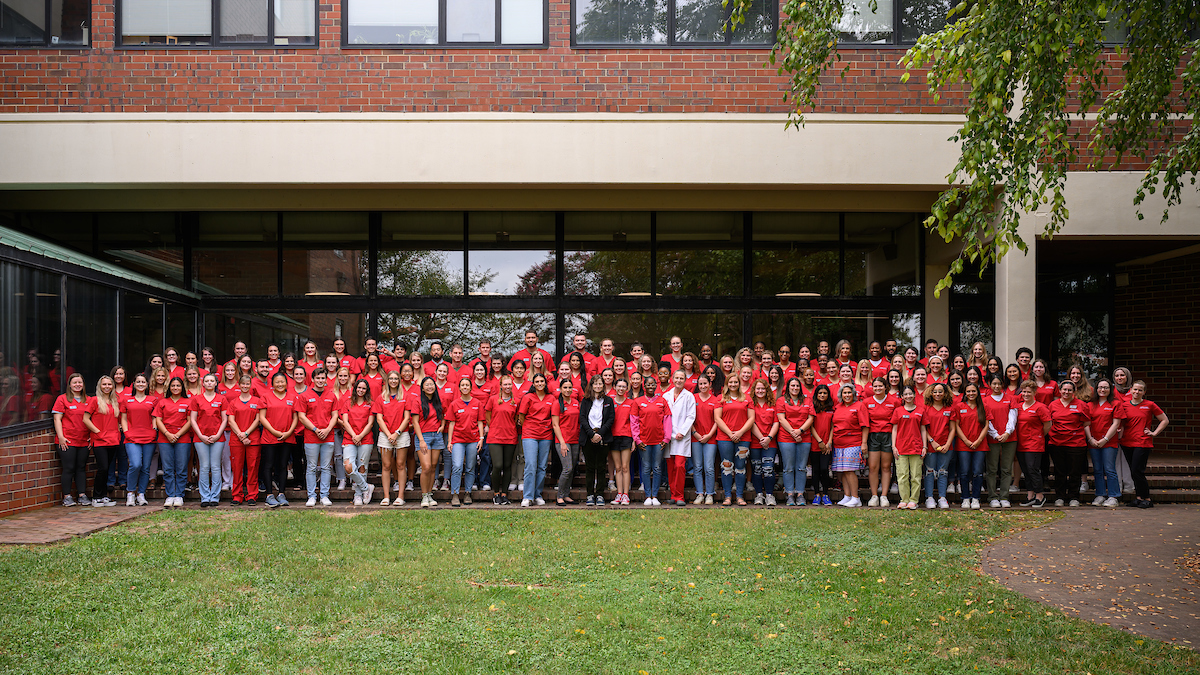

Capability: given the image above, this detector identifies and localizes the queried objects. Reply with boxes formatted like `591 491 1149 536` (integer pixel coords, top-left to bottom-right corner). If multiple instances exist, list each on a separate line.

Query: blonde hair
967 341 989 369
854 359 874 389
94 375 120 415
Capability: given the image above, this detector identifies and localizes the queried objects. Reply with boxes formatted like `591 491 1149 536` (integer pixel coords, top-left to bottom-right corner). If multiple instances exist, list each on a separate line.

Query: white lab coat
662 387 696 457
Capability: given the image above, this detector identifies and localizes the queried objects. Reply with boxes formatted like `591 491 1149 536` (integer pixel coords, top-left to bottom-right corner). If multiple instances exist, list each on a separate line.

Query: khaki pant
895 454 924 503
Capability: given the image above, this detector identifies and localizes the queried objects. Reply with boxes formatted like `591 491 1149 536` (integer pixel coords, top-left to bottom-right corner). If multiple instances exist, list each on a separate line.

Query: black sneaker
1020 497 1038 507
247 498 257 506
1031 497 1045 508
1137 499 1154 509
231 499 242 507
1124 498 1142 508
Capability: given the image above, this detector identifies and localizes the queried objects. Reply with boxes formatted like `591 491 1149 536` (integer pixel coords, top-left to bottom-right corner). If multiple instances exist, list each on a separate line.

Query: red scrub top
1047 399 1090 447
260 390 300 442
86 397 122 446
189 393 228 438
448 397 484 444
749 401 777 449
226 396 263 444
863 394 899 434
518 392 556 441
633 395 670 446
553 397 580 445
299 388 340 444
831 402 868 449
889 406 924 455
1119 399 1163 448
1014 401 1051 453
485 396 520 444
153 396 194 443
715 398 749 443
52 394 90 446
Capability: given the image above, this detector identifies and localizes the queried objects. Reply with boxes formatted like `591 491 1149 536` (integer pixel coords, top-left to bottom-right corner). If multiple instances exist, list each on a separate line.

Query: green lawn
0 509 1195 675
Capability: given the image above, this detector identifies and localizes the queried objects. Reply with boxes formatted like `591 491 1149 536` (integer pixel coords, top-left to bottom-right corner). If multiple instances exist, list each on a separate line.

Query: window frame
570 0 778 48
836 0 948 48
115 0 320 49
0 0 92 49
341 0 550 49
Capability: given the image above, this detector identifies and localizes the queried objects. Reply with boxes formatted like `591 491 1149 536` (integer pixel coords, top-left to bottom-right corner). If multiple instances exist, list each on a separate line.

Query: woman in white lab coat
661 370 696 506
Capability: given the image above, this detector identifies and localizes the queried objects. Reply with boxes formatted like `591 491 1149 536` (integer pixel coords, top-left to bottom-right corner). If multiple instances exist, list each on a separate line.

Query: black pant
1016 451 1043 494
261 443 290 494
1123 445 1152 499
59 445 89 497
290 440 306 488
1048 444 1086 501
489 443 516 493
582 440 610 496
92 445 119 500
810 448 833 493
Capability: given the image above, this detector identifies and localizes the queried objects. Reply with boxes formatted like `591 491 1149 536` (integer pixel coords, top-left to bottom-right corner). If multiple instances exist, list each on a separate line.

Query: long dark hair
419 376 444 422
811 384 833 413
166 375 188 399
783 376 805 406
962 382 987 427
558 378 574 411
702 364 724 392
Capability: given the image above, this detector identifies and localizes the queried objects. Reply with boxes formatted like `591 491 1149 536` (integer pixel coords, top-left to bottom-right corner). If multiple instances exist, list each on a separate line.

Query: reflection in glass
347 0 438 44
844 213 920 297
17 212 94 255
274 0 316 44
956 321 993 359
575 0 667 44
656 212 743 296
1050 311 1109 381
204 312 311 364
220 0 268 43
837 0 892 42
65 279 117 394
193 212 278 296
98 213 185 288
447 0 495 41
568 312 742 362
1 0 46 45
752 212 839 296
282 212 368 296
122 293 162 379
0 262 62 427
501 0 544 43
900 0 952 42
564 212 651 295
379 211 464 296
674 0 724 42
468 212 555 296
377 312 554 361
729 0 773 44
166 304 195 357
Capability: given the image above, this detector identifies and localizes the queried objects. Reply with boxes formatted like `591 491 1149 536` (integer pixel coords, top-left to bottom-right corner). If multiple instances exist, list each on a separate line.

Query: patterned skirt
832 445 863 473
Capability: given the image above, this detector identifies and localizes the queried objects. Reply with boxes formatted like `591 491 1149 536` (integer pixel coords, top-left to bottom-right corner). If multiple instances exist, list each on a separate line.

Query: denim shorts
422 431 446 451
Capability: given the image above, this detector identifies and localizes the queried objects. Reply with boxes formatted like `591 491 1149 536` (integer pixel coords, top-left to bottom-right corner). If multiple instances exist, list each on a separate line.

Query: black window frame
836 0 953 47
570 0 778 48
0 0 91 49
115 0 320 49
341 0 550 49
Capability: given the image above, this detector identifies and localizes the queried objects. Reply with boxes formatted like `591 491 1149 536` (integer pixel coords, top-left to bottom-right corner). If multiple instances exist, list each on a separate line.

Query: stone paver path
983 504 1200 648
0 505 162 544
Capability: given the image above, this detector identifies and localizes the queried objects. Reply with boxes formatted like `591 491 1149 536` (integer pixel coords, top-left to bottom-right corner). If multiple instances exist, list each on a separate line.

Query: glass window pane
0 0 46 45
447 0 494 42
122 0 213 45
51 0 89 44
752 313 868 368
17 212 93 255
281 212 368 297
564 212 650 296
1048 311 1109 382
674 0 724 43
838 0 892 43
193 212 278 296
900 0 951 42
220 0 268 43
97 213 186 288
0 262 61 426
274 0 315 43
377 311 554 363
64 279 116 400
380 212 465 296
575 0 667 44
468 212 555 296
730 0 773 44
122 293 162 379
501 0 543 43
752 212 839 297
656 212 743 296
347 0 438 44
956 320 993 360
844 213 920 297
570 312 743 368
166 303 195 360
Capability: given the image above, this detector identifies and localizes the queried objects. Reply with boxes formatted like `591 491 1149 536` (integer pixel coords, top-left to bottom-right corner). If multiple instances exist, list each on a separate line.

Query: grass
0 508 1196 675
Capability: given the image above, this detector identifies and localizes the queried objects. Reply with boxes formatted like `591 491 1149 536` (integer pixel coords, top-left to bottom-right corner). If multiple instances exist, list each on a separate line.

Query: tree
751 0 1200 293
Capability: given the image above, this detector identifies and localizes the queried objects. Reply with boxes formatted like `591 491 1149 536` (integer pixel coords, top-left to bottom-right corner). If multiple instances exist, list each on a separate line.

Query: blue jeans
522 438 551 498
108 444 128 487
476 443 492 488
957 450 986 499
1089 445 1120 498
195 441 224 503
639 444 663 497
690 441 717 494
452 442 481 494
305 442 335 500
923 449 952 500
717 439 749 499
779 441 811 495
125 442 155 494
158 442 190 499
751 446 776 496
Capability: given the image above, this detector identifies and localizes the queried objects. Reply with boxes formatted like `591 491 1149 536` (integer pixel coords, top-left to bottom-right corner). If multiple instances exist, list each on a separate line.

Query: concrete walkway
983 505 1200 648
0 505 161 544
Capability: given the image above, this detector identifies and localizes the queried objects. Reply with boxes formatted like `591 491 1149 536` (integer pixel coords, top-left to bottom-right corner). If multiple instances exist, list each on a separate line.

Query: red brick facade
0 0 966 114
1114 252 1200 456
0 428 59 516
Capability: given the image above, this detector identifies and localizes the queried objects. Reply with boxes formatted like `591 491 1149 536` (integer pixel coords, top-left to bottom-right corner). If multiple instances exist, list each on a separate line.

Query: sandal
722 497 732 506
736 498 747 506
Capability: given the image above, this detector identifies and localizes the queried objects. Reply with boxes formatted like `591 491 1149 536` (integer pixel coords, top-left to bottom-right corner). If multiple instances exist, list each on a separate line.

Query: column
994 215 1039 363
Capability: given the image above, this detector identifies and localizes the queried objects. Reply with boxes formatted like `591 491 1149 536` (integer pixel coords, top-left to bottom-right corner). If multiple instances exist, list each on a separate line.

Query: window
574 0 775 45
0 0 89 46
838 0 954 45
467 212 555 296
120 0 316 46
344 0 546 46
281 212 368 297
564 212 651 296
0 262 62 428
656 212 744 296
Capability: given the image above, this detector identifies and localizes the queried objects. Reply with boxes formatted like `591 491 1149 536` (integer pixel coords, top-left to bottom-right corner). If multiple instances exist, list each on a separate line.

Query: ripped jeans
750 446 776 497
922 448 952 499
717 439 750 499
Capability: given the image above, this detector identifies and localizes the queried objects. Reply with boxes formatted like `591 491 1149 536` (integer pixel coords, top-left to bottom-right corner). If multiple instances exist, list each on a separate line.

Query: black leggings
1122 445 1152 499
489 443 516 493
261 443 290 494
1016 451 1043 494
92 445 119 499
1048 444 1086 501
582 440 610 496
810 448 833 493
59 445 89 497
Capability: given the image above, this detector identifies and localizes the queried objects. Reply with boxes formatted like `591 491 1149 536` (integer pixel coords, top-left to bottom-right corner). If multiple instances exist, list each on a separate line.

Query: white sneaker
765 494 776 506
693 494 704 505
946 484 956 494
1054 499 1065 507
1092 495 1106 506
406 481 414 491
925 498 936 509
1000 499 1011 508
163 498 173 508
306 497 316 507
867 495 880 507
1080 480 1089 494
960 499 971 510
845 497 862 507
421 495 431 508
644 497 654 506
320 497 333 506
1068 499 1080 507
1103 497 1118 507
705 494 714 505
518 483 524 491
521 499 532 507
937 497 950 509
337 479 346 490
651 498 661 506
879 496 890 508
126 493 136 506
970 498 981 509
989 499 1001 508
393 482 401 493
754 494 765 505
136 494 148 506
353 495 363 506
509 483 518 491
889 483 899 494
608 480 617 492
379 497 390 507
363 484 374 505
427 495 438 506
535 497 545 506
837 495 851 506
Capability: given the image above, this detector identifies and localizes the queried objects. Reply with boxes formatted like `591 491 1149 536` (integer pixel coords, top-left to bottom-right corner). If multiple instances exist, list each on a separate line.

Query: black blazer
578 395 615 445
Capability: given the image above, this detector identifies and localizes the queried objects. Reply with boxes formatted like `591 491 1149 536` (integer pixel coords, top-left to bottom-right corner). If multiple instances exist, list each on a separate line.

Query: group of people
50 331 1169 510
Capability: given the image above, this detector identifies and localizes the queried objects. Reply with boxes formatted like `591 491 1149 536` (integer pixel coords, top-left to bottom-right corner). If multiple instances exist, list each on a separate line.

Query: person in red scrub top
52 372 92 507
152 377 193 508
1118 380 1169 508
1046 380 1091 507
190 372 229 508
84 375 123 507
1013 380 1051 508
259 372 300 508
485 376 520 505
830 384 867 508
608 379 635 505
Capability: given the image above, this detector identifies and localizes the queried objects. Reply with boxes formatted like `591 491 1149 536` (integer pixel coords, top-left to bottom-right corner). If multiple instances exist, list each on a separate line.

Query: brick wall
0 0 967 114
0 427 59 516
1114 252 1200 456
